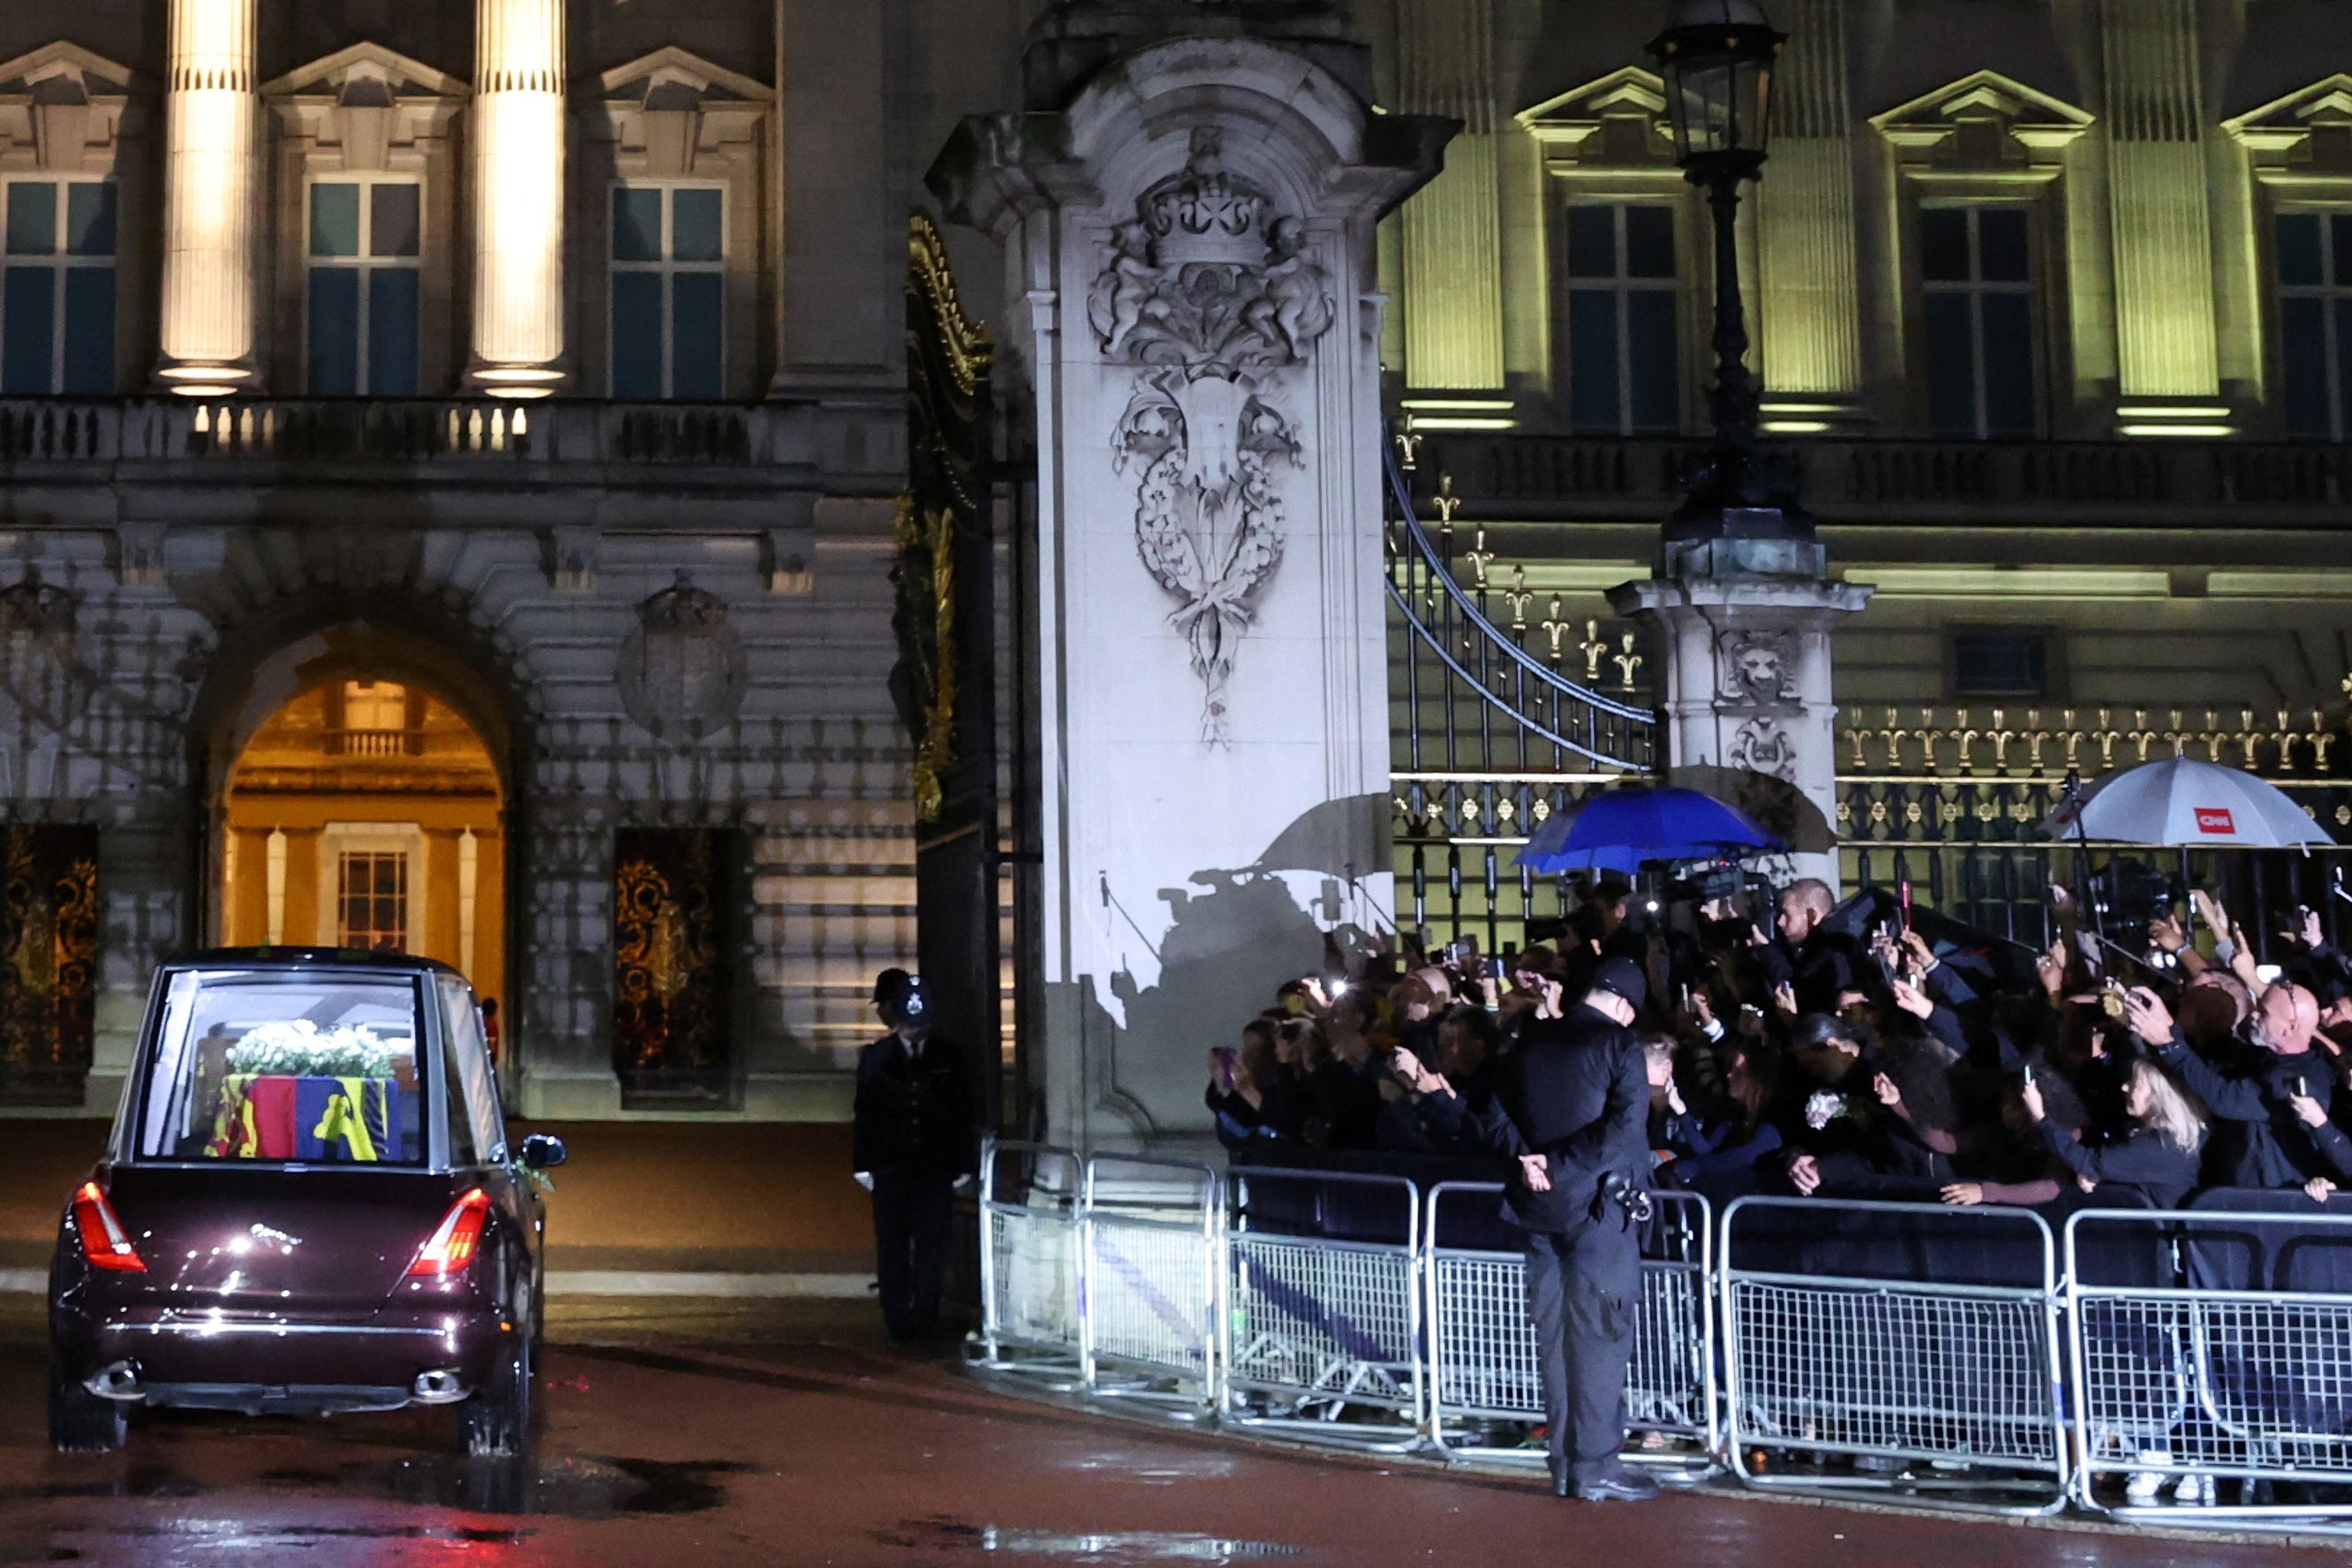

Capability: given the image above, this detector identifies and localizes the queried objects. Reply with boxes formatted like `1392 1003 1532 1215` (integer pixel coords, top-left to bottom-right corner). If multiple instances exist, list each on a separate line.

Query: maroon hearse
48 949 563 1455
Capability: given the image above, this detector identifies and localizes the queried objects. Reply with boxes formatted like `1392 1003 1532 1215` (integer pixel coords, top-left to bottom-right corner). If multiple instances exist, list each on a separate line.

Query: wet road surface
0 1297 2335 1566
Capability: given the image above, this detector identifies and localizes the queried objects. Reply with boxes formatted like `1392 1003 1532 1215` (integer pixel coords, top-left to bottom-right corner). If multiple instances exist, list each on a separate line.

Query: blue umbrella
1515 785 1789 874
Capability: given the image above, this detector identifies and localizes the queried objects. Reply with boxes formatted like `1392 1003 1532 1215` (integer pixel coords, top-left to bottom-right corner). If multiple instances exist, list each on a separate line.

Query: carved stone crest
617 574 747 744
1093 125 1336 745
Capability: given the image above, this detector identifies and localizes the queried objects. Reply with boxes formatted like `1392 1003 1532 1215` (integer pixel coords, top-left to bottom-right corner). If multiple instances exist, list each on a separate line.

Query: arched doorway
215 668 506 1006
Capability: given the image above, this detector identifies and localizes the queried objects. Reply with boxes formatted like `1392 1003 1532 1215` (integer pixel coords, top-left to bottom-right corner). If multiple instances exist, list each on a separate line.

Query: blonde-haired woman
2021 1055 2205 1210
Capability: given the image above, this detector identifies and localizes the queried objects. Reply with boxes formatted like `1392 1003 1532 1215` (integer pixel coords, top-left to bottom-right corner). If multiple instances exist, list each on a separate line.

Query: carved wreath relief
1092 126 1335 746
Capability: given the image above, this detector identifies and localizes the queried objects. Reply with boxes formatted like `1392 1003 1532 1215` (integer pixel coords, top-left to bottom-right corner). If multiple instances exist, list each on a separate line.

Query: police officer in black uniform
852 969 976 1342
1467 955 1657 1501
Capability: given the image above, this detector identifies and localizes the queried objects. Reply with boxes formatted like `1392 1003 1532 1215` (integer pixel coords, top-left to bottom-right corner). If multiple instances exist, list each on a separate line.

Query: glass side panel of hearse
129 968 433 1166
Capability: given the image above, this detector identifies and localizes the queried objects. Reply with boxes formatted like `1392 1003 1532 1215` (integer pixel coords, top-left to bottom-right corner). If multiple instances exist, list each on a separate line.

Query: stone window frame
0 43 138 395
1517 68 1711 437
604 177 730 400
1869 72 2092 441
298 172 426 396
577 48 773 403
0 172 118 394
2223 76 2352 441
262 44 470 398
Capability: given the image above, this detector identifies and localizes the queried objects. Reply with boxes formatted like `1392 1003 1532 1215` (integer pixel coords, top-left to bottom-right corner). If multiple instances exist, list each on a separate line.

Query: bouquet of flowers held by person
1803 1089 1852 1132
226 1020 404 1079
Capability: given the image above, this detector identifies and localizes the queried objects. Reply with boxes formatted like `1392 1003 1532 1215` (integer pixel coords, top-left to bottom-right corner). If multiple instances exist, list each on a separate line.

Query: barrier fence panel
1422 1182 1715 1472
1080 1153 1222 1413
2065 1202 2352 1524
978 1139 1083 1376
1720 1196 2066 1514
1223 1168 1423 1449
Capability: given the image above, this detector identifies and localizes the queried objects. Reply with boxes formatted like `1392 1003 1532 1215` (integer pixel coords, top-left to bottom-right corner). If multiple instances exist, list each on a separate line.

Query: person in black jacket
2021 1053 2206 1210
1452 955 1658 1503
852 969 976 1342
2130 982 2352 1191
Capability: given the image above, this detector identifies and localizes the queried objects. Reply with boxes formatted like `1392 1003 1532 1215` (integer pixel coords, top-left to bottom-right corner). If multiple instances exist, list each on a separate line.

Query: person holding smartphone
2129 980 2352 1191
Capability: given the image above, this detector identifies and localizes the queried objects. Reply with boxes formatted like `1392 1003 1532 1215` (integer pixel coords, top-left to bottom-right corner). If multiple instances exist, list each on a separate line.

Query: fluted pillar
2100 0 2220 410
156 0 258 395
1756 0 1865 426
468 0 567 396
1396 0 1506 394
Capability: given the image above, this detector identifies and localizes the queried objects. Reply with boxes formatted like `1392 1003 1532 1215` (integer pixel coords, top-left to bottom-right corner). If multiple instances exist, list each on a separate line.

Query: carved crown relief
1095 126 1337 746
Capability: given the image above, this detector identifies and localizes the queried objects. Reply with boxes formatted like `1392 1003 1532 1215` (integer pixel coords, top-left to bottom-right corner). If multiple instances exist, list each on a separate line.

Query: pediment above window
0 41 134 174
2224 75 2352 187
263 43 469 173
1869 71 2092 181
1517 67 1676 173
595 48 773 179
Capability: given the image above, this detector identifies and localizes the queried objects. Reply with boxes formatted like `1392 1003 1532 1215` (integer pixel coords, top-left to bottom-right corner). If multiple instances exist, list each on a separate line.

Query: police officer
1469 955 1657 1501
852 969 976 1342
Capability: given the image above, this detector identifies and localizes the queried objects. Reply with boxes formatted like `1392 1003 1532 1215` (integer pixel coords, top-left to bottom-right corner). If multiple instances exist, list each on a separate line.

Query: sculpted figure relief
1092 126 1336 745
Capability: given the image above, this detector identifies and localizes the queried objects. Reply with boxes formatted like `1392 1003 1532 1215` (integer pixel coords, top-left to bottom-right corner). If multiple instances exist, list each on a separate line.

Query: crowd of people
1205 873 2352 1217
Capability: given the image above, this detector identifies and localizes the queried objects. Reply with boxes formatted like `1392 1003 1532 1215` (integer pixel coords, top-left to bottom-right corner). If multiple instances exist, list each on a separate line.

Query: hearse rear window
135 970 426 1165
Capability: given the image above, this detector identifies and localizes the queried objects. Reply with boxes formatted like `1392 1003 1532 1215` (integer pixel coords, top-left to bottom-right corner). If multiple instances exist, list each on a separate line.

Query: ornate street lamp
1647 0 1813 554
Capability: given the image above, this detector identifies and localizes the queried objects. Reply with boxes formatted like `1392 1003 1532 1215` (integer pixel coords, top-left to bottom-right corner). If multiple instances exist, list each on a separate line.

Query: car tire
49 1353 125 1454
457 1338 532 1458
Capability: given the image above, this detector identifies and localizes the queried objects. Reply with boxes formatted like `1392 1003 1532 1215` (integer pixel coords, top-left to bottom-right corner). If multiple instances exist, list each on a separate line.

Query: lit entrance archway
216 674 505 1008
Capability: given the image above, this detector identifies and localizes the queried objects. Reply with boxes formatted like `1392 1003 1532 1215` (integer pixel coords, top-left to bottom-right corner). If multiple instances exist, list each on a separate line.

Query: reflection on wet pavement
881 1517 1306 1563
0 1298 2341 1567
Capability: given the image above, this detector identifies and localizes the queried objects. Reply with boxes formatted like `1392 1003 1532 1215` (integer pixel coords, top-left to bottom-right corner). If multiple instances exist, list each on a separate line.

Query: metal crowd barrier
2065 1202 2352 1525
969 1142 2352 1531
1223 1167 1424 1449
1423 1182 1715 1473
1720 1195 2068 1515
976 1141 1083 1381
1078 1152 1224 1415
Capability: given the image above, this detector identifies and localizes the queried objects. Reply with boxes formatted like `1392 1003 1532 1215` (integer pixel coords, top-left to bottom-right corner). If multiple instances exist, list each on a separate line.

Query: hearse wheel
49 1352 126 1454
457 1336 533 1458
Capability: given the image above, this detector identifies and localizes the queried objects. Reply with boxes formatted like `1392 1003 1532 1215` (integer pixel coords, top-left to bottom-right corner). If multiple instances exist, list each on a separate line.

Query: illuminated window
337 851 408 952
1919 205 2036 439
0 178 115 394
2276 211 2352 441
307 178 420 396
609 184 724 399
1559 203 1679 435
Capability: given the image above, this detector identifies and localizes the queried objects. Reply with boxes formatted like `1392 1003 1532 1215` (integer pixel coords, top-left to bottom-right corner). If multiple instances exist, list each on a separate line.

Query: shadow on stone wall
1089 791 1390 1140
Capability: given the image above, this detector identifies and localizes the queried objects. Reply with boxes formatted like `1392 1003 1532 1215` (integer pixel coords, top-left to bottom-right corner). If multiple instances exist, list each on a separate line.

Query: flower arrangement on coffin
226 1020 405 1079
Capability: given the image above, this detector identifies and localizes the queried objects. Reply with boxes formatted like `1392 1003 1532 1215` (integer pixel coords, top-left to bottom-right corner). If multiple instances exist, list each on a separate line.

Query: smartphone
1898 880 1913 933
1211 1046 1238 1090
2022 1063 2036 1088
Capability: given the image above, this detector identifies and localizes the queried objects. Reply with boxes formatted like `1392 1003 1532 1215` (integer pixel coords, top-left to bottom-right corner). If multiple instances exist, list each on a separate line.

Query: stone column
1755 0 1866 427
2099 0 2221 412
279 825 323 944
155 0 258 396
423 827 464 970
225 825 271 946
467 0 567 396
1395 0 1506 395
932 17 1447 1148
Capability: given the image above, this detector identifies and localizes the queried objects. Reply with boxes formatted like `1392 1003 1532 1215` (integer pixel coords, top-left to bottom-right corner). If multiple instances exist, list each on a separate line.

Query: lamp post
1647 0 1813 556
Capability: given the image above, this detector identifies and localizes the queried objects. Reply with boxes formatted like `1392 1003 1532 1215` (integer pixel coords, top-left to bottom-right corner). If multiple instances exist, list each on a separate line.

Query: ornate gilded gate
0 824 98 1104
612 825 743 1104
894 213 1001 1124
